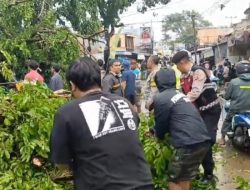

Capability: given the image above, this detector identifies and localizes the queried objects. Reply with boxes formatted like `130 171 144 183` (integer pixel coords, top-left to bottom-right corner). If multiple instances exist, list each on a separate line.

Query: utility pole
225 16 237 26
191 14 197 64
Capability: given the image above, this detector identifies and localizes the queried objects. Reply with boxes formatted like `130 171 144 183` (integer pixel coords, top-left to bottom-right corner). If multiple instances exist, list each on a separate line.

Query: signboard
140 27 153 54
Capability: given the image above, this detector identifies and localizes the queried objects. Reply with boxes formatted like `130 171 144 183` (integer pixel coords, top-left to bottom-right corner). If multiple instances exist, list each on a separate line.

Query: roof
197 27 233 46
244 7 250 15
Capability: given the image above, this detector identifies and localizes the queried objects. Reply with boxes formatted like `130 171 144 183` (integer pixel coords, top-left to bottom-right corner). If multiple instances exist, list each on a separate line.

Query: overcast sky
120 0 250 41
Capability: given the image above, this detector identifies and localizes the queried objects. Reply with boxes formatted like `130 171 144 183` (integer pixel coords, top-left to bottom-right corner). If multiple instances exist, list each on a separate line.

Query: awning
203 49 214 58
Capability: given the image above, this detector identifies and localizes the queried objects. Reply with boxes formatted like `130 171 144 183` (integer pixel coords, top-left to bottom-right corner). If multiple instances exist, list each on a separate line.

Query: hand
144 131 153 137
144 128 155 138
112 84 121 90
32 157 43 167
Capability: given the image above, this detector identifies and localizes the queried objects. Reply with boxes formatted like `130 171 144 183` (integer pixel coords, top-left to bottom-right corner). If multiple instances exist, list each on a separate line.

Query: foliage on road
0 87 226 189
236 176 250 190
139 114 219 190
139 114 172 189
0 84 70 189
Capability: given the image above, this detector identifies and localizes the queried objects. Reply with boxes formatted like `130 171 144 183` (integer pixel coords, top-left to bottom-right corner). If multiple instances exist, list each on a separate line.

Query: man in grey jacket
221 60 250 145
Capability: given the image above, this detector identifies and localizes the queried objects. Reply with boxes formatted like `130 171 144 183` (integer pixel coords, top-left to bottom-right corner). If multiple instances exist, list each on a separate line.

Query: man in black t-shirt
50 57 153 190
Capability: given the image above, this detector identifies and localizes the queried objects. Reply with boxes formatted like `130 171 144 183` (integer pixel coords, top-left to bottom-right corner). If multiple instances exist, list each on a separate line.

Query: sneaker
219 138 226 147
200 175 216 185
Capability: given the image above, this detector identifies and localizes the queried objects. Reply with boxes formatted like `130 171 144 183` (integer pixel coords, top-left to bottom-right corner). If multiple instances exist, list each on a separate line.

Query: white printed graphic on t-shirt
79 96 128 139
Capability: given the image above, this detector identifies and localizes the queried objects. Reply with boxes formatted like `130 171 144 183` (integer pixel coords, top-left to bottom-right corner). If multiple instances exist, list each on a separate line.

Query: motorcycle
225 101 250 149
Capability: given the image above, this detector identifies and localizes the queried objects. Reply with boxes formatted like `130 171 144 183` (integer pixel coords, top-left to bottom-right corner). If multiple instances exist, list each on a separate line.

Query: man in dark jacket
172 51 221 184
221 61 250 145
150 68 210 190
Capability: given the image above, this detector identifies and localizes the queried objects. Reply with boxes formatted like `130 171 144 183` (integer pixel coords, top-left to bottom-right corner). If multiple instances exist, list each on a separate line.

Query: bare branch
8 0 32 7
74 29 107 39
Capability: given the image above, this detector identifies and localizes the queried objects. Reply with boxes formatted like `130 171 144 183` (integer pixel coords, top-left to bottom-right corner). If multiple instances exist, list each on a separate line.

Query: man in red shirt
24 60 44 83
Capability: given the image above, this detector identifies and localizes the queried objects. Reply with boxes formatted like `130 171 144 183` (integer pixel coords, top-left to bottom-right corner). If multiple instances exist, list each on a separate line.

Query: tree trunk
104 25 114 71
104 29 110 67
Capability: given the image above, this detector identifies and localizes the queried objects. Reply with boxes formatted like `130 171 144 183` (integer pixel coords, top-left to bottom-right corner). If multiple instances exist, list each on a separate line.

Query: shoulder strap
191 65 210 82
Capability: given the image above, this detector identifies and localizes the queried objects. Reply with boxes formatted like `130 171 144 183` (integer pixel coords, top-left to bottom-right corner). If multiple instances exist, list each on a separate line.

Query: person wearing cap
149 68 210 190
172 51 221 184
220 60 250 145
24 60 44 83
121 59 136 105
49 64 64 91
144 55 160 111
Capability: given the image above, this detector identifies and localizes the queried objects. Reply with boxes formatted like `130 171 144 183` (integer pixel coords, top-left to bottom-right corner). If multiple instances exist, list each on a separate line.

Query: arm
145 87 158 111
121 73 127 92
102 76 113 93
50 111 72 165
187 69 206 102
49 77 57 91
153 98 171 140
224 81 233 100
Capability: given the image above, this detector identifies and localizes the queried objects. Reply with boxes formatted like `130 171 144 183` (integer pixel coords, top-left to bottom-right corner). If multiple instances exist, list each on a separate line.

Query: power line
201 0 233 16
225 16 237 26
123 20 163 26
120 0 185 18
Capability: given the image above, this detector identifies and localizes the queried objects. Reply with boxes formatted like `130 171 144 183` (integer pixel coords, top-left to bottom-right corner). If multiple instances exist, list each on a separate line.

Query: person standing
50 57 153 190
24 60 44 83
145 55 160 111
223 62 230 83
150 68 210 190
97 59 106 79
216 64 224 85
49 64 64 91
172 64 181 91
172 51 221 184
121 60 136 105
131 59 142 113
203 62 216 80
102 59 123 97
203 62 218 91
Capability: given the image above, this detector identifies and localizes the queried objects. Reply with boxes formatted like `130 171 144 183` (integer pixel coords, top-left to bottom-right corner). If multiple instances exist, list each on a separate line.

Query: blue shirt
133 69 141 80
122 70 136 96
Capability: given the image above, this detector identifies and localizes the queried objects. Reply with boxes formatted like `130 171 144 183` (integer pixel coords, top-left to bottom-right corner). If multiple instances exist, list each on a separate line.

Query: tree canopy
0 0 82 81
162 10 212 49
0 0 172 80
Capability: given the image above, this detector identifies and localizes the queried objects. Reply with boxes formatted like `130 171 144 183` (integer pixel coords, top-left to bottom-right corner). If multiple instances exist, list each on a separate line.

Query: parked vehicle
225 101 250 149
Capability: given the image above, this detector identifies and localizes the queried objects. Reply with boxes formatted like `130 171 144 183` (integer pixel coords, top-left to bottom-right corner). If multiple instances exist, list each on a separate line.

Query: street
216 108 250 189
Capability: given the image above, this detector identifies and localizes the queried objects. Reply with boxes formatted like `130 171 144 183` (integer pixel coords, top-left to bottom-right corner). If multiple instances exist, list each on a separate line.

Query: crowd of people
22 52 250 190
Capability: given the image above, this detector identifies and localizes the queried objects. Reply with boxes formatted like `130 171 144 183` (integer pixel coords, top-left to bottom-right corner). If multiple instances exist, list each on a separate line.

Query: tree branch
38 0 46 18
74 29 107 39
8 0 32 7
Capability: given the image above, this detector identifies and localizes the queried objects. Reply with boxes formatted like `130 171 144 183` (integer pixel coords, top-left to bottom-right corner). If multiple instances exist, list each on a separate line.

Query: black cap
172 51 190 64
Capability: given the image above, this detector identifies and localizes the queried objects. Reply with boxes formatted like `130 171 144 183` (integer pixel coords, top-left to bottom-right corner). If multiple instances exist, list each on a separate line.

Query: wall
197 27 232 46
